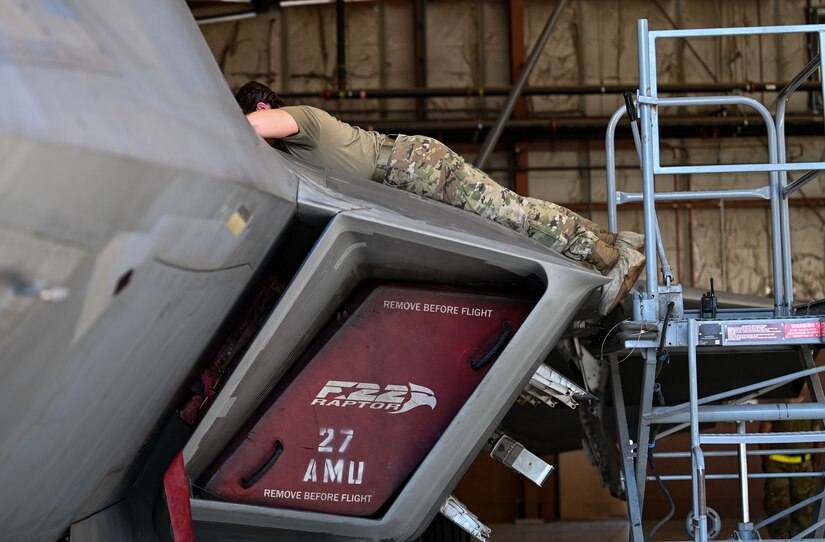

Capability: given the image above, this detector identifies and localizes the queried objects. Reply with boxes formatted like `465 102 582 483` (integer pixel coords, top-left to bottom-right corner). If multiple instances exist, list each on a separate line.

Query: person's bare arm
245 109 299 139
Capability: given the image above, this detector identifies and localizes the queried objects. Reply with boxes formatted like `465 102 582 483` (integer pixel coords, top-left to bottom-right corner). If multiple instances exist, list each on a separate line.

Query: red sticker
784 321 821 339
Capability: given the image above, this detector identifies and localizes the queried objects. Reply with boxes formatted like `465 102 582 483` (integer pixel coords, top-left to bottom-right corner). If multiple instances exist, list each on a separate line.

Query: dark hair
235 81 285 114
236 81 289 153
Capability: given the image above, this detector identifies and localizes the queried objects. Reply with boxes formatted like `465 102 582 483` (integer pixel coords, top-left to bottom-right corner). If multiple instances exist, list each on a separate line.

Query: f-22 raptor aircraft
0 2 791 541
0 2 607 540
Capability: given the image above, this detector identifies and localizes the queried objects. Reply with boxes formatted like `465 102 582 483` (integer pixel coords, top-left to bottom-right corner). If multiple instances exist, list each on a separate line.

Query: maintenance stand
605 19 825 542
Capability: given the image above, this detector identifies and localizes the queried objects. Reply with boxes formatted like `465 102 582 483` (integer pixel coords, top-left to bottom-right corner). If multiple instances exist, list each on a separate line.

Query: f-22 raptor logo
311 380 437 414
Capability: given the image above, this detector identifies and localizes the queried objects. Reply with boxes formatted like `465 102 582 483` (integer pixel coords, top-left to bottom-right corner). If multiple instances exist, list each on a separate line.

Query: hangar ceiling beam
475 0 569 170
336 0 346 92
276 81 824 100
508 0 529 195
414 0 428 121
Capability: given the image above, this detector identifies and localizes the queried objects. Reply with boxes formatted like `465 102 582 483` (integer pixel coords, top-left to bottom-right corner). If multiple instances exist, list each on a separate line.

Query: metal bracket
439 495 491 542
574 338 602 393
658 283 683 319
519 363 594 409
636 95 659 105
636 292 659 322
488 434 554 486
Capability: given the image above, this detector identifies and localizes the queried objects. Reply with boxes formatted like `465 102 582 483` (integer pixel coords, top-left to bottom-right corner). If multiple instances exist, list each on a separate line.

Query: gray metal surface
635 18 658 320
489 435 554 486
610 357 645 542
616 187 771 203
652 473 825 482
0 2 609 540
521 363 594 409
0 1 297 541
648 365 825 419
774 53 822 330
736 422 750 524
700 431 825 445
649 403 825 424
439 496 491 542
604 105 625 233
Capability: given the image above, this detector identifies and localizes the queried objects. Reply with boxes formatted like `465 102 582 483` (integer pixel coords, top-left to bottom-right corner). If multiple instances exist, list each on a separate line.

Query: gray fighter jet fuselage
0 2 608 540
3 2 798 541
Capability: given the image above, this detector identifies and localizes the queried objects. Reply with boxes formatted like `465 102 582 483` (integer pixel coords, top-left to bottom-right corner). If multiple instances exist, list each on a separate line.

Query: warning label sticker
724 321 824 343
725 323 783 343
784 321 821 339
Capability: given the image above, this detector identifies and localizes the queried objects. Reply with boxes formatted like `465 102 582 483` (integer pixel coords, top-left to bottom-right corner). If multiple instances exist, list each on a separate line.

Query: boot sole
617 239 645 252
604 256 646 315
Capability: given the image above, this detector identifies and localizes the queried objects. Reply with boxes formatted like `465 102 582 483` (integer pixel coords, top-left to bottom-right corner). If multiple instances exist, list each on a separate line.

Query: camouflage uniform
384 135 601 262
763 418 818 539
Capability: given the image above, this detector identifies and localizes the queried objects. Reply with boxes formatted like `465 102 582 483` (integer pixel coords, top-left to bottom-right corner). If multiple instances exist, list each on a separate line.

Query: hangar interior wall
202 0 825 302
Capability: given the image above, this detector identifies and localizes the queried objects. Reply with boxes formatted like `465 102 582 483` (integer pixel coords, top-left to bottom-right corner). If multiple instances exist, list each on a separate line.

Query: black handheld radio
700 278 717 319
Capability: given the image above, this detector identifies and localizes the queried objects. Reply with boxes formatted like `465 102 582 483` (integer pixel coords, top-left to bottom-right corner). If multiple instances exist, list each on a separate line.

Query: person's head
235 81 284 115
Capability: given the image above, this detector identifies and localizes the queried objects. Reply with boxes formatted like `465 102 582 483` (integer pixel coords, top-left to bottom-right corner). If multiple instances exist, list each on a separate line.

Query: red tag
164 452 195 542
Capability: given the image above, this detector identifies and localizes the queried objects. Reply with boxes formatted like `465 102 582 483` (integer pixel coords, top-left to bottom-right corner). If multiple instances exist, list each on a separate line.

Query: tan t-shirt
281 105 389 179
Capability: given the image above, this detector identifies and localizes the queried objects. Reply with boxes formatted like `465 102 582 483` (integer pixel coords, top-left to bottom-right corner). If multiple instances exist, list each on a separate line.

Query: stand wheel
685 507 721 539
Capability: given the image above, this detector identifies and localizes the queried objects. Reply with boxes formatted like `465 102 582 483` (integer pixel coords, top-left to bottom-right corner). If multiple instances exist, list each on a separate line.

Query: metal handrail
774 53 823 320
615 21 825 318
610 21 825 542
615 187 771 204
605 94 787 312
785 169 825 197
642 94 787 312
650 24 825 38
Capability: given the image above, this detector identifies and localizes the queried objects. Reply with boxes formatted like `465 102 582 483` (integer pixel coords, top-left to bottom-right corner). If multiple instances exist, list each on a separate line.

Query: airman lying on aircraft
236 81 645 316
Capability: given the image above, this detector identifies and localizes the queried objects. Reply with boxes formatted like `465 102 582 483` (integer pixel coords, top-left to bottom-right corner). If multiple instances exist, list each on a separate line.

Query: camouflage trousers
383 135 601 261
763 458 816 538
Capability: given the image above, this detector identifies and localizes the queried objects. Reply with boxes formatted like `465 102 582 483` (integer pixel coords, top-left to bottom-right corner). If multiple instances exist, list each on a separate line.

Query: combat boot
598 246 645 316
616 231 645 252
596 230 645 252
586 240 620 273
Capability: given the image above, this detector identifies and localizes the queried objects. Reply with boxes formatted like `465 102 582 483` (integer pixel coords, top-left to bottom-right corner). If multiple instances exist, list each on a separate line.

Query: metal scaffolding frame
606 19 825 542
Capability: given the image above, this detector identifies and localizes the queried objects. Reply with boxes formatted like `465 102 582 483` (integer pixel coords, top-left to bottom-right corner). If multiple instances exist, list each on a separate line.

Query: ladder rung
700 431 825 445
648 403 825 424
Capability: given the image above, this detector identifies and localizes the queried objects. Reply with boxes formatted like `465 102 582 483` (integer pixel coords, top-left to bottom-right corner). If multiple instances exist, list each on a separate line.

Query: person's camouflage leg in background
385 135 602 262
763 459 815 538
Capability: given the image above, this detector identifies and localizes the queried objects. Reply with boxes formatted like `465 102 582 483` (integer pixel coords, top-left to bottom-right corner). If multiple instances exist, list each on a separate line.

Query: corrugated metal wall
200 0 825 300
